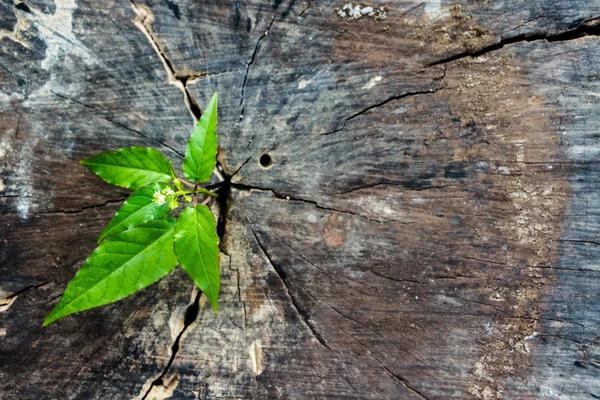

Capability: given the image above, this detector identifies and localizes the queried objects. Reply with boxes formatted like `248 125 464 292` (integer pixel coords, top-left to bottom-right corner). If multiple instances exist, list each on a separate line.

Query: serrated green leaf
174 205 220 312
80 147 174 190
98 182 173 243
43 218 178 326
182 93 218 183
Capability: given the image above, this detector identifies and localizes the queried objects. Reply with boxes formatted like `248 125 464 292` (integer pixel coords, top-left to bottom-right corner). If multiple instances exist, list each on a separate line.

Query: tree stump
2 1 600 399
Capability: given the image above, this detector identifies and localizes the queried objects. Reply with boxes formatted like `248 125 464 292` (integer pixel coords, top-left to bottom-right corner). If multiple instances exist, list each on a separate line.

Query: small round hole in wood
259 153 273 169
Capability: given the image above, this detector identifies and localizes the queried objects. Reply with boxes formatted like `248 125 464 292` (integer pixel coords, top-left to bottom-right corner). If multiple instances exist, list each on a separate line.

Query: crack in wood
230 155 253 178
428 15 600 67
130 0 233 192
129 0 202 121
50 91 185 158
333 181 455 195
561 239 600 246
139 290 202 400
500 15 554 37
233 71 447 178
269 234 351 286
328 305 431 368
126 6 236 389
1 280 52 312
238 7 280 123
232 183 414 224
59 344 106 393
249 227 333 352
342 325 432 400
36 196 128 215
320 80 447 137
530 265 600 273
368 270 426 285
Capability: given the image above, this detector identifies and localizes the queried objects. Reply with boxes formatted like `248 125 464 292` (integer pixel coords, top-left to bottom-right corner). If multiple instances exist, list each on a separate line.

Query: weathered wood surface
2 0 600 398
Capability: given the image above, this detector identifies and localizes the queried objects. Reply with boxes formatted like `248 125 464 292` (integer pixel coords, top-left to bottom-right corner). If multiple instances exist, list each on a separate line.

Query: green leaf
98 182 173 243
174 205 220 312
80 147 174 190
182 93 218 183
43 217 178 326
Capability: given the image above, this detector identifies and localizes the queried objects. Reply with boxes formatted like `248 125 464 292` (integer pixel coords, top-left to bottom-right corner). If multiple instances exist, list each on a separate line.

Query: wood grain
2 0 600 399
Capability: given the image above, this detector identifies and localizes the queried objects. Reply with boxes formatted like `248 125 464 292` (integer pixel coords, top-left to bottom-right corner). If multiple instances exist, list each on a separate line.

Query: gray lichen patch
335 3 388 21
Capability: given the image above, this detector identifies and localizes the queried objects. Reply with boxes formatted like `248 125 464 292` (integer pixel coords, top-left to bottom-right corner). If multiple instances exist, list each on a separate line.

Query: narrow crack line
334 182 454 195
556 89 567 146
318 349 360 396
299 347 350 397
273 237 349 286
140 290 202 400
331 365 361 395
280 237 371 289
343 329 431 400
231 155 253 178
346 85 446 122
380 363 431 400
129 0 202 121
271 228 370 287
43 293 61 305
239 9 279 121
59 344 105 391
181 77 202 121
249 72 447 168
297 3 312 18
129 0 227 182
320 83 447 137
242 301 247 333
399 2 425 17
1 280 52 304
186 68 242 79
249 227 333 352
501 15 552 37
14 112 22 139
530 265 600 273
428 15 600 67
216 177 232 242
458 255 508 267
560 239 600 246
39 196 128 215
51 91 185 158
328 305 430 368
368 270 426 285
431 274 476 280
51 90 101 112
232 183 413 224
542 334 585 345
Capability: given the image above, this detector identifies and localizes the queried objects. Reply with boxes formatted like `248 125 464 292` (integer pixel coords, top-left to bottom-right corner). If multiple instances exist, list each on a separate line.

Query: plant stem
172 186 218 196
193 182 198 206
201 196 212 205
196 187 219 197
177 188 218 198
179 178 196 188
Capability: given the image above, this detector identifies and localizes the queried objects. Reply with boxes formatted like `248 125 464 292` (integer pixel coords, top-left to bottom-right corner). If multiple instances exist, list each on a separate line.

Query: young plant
43 93 221 326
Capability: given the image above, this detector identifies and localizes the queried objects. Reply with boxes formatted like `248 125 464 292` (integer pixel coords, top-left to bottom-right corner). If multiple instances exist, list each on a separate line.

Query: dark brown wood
2 1 600 399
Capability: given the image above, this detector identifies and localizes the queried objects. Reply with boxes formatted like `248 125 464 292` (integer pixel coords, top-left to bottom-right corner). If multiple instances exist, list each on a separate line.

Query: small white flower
153 191 166 205
162 187 175 196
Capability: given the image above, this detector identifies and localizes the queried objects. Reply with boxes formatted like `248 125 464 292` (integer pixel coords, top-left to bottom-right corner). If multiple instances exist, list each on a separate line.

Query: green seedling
44 93 221 326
